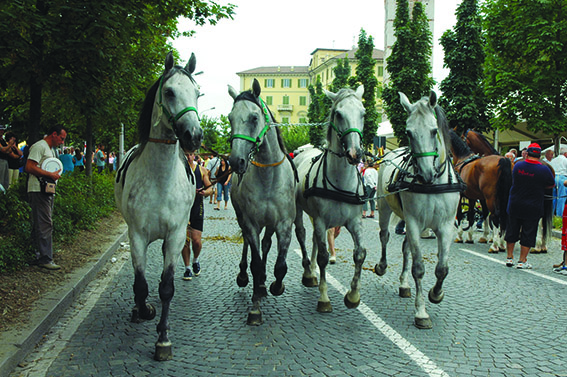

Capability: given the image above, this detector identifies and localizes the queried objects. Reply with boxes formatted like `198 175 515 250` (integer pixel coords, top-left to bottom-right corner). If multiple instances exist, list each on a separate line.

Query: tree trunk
28 75 42 144
86 115 93 176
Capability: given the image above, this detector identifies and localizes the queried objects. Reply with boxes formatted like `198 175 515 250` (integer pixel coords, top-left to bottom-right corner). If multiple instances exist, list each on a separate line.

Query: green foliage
307 79 327 147
280 125 310 153
0 172 117 272
353 29 379 149
439 0 490 135
383 0 434 146
483 0 567 137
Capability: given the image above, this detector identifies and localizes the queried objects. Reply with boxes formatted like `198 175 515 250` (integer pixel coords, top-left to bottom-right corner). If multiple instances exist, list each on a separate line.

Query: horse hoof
154 343 173 361
465 240 474 244
130 308 142 323
259 285 268 298
247 310 263 326
316 301 333 313
428 288 444 304
344 294 360 309
302 276 318 287
455 239 463 243
145 304 156 320
478 238 488 244
236 273 249 287
374 264 387 276
399 287 411 298
488 249 499 254
130 304 156 323
414 317 433 329
270 281 285 296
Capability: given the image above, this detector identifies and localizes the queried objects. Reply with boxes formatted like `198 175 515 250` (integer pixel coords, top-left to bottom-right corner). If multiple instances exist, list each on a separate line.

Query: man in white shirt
550 147 567 217
25 125 67 270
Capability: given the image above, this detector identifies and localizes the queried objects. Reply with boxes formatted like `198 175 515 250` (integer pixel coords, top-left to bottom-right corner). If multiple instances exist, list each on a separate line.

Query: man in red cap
505 143 555 269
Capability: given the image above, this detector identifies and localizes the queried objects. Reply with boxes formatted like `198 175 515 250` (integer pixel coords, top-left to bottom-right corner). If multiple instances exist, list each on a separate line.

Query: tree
483 0 567 145
352 29 379 149
439 0 489 135
382 0 434 146
307 78 326 147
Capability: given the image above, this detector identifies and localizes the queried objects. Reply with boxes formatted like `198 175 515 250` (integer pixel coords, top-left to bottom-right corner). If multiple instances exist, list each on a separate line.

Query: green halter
229 97 272 155
155 74 199 128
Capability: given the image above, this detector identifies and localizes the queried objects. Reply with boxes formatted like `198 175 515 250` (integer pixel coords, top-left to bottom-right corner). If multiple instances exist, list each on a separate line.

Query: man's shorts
505 216 539 248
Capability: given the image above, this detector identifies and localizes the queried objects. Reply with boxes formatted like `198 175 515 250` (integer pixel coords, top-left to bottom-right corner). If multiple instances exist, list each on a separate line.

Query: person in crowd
0 125 13 190
550 147 567 217
505 143 555 269
108 152 115 172
505 151 515 160
73 147 85 172
515 148 527 162
555 180 567 275
207 154 220 205
181 151 213 280
25 125 67 270
543 149 554 163
362 161 378 218
509 148 518 160
327 226 341 264
3 131 23 188
94 144 106 173
59 148 74 174
214 158 231 210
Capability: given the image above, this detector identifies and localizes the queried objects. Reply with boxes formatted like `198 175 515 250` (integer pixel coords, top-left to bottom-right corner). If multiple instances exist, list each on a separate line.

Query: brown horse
449 130 513 252
462 129 498 156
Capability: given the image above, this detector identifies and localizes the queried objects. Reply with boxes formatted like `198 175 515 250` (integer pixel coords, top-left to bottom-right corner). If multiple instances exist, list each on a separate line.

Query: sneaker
329 255 336 264
506 259 514 267
192 262 201 276
183 268 193 280
553 266 567 274
516 261 533 269
38 262 61 270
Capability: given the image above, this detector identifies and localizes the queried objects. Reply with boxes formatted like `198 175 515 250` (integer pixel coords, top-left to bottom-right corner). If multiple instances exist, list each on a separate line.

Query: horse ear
252 79 261 98
429 90 438 108
323 89 337 102
355 85 364 99
228 85 239 100
165 51 174 72
399 92 411 113
185 53 196 74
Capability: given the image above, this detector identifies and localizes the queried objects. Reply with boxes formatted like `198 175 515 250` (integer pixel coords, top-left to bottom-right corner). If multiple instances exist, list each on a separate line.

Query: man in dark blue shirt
505 143 555 269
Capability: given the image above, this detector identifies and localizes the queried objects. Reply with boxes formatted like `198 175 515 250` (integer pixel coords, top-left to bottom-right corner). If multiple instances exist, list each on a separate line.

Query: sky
172 0 462 120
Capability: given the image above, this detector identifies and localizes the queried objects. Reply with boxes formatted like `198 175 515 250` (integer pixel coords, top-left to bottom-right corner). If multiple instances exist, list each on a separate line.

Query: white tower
384 0 435 85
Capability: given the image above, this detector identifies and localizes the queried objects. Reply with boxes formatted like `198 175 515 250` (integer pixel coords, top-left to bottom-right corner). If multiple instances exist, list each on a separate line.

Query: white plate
41 157 63 173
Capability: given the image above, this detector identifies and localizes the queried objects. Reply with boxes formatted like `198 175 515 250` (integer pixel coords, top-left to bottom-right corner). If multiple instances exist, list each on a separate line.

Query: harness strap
148 138 177 145
251 154 286 168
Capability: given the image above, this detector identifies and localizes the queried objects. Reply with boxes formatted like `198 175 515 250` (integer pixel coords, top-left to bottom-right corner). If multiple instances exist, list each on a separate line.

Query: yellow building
236 47 384 124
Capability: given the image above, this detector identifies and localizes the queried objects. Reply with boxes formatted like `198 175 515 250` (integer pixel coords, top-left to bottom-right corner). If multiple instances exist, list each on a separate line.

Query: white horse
228 79 297 325
114 52 203 361
375 91 462 329
294 85 366 313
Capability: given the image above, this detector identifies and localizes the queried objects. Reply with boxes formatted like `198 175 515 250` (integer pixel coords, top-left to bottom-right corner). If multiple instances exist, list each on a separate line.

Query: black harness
303 150 366 205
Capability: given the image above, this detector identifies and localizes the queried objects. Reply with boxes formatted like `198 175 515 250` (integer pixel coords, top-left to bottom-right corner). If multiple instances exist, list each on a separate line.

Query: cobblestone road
12 200 567 377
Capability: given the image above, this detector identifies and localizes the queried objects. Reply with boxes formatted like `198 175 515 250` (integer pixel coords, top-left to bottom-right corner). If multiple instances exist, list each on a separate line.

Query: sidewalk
0 230 128 377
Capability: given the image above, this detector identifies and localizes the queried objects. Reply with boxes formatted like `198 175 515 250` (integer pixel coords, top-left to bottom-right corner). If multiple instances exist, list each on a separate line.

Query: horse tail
496 157 512 231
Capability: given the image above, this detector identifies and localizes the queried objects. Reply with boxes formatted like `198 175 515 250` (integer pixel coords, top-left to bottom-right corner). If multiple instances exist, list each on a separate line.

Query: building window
298 78 308 88
283 96 290 105
281 117 290 124
299 117 307 124
265 79 274 88
377 66 384 77
299 96 307 106
282 79 291 88
265 96 273 105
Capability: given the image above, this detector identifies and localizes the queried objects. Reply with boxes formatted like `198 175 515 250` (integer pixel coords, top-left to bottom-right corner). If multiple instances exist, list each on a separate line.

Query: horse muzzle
345 146 363 165
178 124 203 152
229 156 247 175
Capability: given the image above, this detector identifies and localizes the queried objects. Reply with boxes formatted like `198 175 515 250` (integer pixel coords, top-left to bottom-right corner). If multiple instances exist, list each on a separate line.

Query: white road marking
460 247 567 286
294 249 450 377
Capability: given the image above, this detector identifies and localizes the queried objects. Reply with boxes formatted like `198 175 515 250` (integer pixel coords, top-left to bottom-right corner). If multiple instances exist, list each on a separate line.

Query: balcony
277 104 293 112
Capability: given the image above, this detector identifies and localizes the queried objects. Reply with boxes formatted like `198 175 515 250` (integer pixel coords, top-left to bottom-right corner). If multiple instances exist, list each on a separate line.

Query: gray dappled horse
114 52 203 360
228 79 297 325
375 91 462 329
294 85 366 313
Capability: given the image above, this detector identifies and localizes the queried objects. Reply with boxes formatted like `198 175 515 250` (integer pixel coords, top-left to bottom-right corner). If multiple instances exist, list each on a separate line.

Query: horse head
227 79 274 174
400 91 446 185
324 85 365 165
151 51 203 151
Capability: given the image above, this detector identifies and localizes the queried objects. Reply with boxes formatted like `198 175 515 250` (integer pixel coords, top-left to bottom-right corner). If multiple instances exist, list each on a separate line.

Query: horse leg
399 237 412 298
261 231 272 287
130 236 156 324
405 222 431 329
343 218 366 309
270 224 292 296
153 235 183 361
429 224 452 306
464 204 475 244
236 239 249 287
313 221 332 313
246 229 266 325
454 200 464 243
374 209 391 276
295 209 317 287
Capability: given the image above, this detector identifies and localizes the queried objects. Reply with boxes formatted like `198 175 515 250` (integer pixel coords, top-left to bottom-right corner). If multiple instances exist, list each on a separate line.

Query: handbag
39 177 56 195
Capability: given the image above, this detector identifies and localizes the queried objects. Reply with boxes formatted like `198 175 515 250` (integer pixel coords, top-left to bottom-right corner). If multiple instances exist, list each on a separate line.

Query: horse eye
406 129 414 138
164 88 175 98
431 129 438 137
249 114 259 124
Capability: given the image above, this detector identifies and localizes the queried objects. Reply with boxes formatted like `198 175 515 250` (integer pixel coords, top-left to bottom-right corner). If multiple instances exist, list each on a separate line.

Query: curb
0 229 128 377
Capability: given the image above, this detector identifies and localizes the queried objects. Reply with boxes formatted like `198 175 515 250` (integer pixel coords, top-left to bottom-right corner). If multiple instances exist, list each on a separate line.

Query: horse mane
138 66 197 146
412 96 452 158
326 87 358 141
449 128 473 160
233 90 287 154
